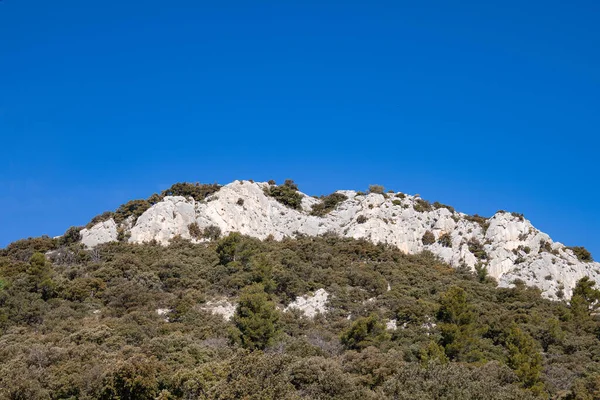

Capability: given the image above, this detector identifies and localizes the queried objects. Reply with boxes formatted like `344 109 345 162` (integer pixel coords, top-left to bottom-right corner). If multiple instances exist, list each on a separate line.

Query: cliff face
80 180 599 299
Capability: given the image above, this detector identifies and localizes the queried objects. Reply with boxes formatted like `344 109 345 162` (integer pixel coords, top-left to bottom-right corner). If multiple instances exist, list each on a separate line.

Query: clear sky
1 1 598 257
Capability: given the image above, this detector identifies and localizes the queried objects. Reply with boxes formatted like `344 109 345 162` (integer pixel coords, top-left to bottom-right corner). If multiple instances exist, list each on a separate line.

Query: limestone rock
79 180 600 299
80 219 118 247
201 300 237 321
285 289 329 318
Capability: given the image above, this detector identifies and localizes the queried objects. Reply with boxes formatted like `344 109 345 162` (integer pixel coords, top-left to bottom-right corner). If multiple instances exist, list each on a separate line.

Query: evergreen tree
341 314 390 351
504 324 544 394
570 277 600 331
231 283 280 350
437 286 483 362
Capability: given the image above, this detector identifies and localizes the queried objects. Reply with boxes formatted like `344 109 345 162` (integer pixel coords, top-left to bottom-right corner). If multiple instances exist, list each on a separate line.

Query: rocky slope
79 180 599 299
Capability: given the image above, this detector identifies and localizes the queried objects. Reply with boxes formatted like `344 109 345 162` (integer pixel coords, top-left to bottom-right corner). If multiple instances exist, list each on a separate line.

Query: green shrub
114 199 152 223
341 314 390 350
60 226 82 246
202 225 222 241
504 325 544 392
422 230 435 245
468 238 488 260
567 246 593 262
392 200 402 206
188 222 202 239
264 180 303 210
437 286 483 362
231 284 280 350
465 214 490 234
438 232 452 248
413 199 432 213
86 211 115 228
161 182 221 201
474 263 488 283
433 201 455 214
310 192 348 217
368 185 385 194
356 215 368 224
539 240 553 254
116 227 131 242
511 212 525 222
100 355 160 400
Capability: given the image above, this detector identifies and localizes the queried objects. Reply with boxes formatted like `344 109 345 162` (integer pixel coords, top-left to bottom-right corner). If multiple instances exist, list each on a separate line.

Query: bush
100 355 160 400
310 193 348 217
341 314 390 350
264 180 303 210
114 199 152 223
86 211 115 228
511 212 525 222
60 226 81 246
161 182 221 201
422 231 435 245
188 222 202 239
504 325 544 392
356 215 368 224
567 246 593 262
438 232 452 248
236 198 244 206
433 201 455 214
413 199 433 213
465 214 490 234
116 227 131 242
392 200 402 206
368 185 385 194
231 284 280 350
468 238 488 260
202 225 222 241
539 240 553 254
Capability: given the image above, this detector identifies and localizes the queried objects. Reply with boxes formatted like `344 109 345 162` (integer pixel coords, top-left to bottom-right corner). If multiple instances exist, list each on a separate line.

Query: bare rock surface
201 300 237 321
285 288 330 318
80 180 600 299
80 219 118 247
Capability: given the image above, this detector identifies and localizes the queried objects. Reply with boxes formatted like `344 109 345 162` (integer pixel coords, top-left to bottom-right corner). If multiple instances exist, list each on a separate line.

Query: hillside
2 180 600 399
2 232 600 398
79 180 597 299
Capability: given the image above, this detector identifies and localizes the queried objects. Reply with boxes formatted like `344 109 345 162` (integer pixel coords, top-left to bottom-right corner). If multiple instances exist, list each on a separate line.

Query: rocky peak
79 180 599 299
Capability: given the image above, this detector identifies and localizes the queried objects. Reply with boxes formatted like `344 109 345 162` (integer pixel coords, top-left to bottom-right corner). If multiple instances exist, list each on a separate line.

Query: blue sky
1 1 598 257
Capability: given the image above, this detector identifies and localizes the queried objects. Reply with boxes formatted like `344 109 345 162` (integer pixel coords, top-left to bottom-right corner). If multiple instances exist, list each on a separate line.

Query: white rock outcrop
285 289 330 318
80 219 118 247
80 180 600 299
201 300 236 321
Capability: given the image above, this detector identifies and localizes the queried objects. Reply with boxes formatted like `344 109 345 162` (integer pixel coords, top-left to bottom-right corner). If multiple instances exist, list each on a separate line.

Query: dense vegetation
1 232 600 399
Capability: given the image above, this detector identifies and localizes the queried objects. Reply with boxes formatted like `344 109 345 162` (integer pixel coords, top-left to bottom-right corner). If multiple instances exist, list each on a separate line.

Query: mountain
3 179 600 398
78 180 597 299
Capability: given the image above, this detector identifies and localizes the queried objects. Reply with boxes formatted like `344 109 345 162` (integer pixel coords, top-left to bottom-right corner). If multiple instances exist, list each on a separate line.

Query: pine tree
570 277 600 331
437 286 483 362
341 314 390 351
231 284 280 350
505 324 544 394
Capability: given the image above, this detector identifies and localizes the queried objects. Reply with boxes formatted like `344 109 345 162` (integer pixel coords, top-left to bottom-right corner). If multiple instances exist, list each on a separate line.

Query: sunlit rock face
80 180 600 299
